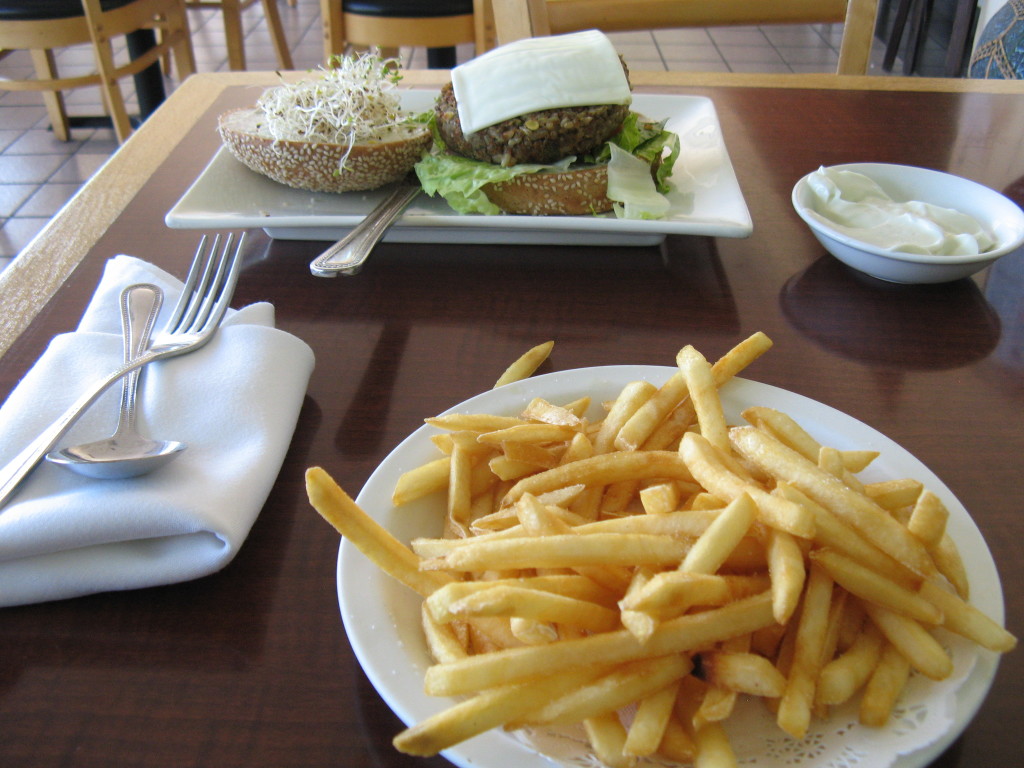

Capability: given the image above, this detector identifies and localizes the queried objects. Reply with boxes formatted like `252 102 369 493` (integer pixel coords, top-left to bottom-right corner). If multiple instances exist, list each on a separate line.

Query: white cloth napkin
0 255 315 608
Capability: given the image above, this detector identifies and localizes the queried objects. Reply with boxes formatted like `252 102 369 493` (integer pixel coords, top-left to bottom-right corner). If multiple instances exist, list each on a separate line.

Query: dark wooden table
0 71 1021 768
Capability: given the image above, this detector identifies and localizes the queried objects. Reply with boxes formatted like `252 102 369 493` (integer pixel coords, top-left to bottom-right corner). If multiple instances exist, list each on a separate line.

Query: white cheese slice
451 30 632 135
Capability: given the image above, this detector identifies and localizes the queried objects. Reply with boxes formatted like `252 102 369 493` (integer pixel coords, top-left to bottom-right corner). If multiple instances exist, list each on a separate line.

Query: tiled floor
0 2 895 270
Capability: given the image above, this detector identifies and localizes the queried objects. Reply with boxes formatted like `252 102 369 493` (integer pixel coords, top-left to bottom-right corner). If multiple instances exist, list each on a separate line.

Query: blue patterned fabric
969 0 1024 79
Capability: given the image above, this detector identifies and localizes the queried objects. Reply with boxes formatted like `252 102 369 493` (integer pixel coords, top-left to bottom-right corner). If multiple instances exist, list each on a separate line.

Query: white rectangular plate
166 92 753 247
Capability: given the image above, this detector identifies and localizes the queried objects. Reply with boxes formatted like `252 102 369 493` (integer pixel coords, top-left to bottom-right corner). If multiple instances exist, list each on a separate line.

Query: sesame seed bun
217 107 432 193
482 165 613 216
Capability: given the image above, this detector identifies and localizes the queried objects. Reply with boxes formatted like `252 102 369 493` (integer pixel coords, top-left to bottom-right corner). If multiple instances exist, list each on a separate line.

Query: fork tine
178 233 228 334
179 233 234 334
164 234 217 334
195 232 244 336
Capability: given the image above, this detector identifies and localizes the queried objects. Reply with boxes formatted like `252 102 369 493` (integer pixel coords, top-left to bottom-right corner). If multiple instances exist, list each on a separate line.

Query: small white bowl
791 163 1024 284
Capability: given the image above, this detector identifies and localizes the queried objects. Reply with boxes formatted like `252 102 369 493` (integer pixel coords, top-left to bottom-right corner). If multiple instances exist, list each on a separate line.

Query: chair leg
221 0 247 70
29 49 71 141
427 47 457 68
79 0 133 141
167 2 198 79
261 0 294 70
319 0 345 65
92 43 134 142
882 0 914 71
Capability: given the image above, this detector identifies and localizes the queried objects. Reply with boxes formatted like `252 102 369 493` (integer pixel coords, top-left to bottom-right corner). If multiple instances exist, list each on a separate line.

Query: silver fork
0 233 245 509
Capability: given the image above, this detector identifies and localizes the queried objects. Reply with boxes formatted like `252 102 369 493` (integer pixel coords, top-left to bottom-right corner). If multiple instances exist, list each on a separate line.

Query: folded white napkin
0 255 315 608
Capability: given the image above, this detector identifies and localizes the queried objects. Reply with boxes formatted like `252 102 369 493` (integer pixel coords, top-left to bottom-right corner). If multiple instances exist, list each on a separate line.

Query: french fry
679 493 758 574
861 601 953 680
741 405 822 462
907 489 949 548
393 666 603 756
584 713 634 768
930 530 970 599
488 454 538 482
522 397 585 428
305 467 452 597
559 431 594 466
639 481 682 515
594 380 659 453
615 372 689 452
777 562 833 740
392 456 450 506
700 651 786 698
643 332 774 452
693 721 738 768
657 713 697 763
422 603 469 663
442 584 620 632
681 432 815 539
426 575 619 623
424 592 775 697
502 450 694 506
767 528 806 624
838 449 879 473
730 426 934 577
620 572 770 619
816 621 884 706
920 579 1017 652
500 440 562 470
426 413 526 432
493 340 554 387
509 616 558 645
810 548 943 626
624 680 681 757
477 422 579 445
693 683 737 727
819 445 865 493
447 433 477 537
678 345 729 453
310 334 1015 764
774 483 918 589
420 531 691 572
513 655 692 727
859 642 911 727
863 478 924 511
620 568 659 642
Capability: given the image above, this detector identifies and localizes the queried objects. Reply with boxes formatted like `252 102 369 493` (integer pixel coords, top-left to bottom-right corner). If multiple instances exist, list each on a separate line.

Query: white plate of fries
328 354 1011 768
167 92 753 246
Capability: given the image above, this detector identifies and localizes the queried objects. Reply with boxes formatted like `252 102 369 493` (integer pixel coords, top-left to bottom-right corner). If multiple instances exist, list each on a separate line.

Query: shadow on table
243 232 741 460
354 670 452 768
0 393 323 695
780 255 1001 370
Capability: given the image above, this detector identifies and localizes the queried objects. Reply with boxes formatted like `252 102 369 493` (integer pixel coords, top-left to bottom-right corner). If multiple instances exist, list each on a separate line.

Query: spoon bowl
46 436 187 479
45 283 188 480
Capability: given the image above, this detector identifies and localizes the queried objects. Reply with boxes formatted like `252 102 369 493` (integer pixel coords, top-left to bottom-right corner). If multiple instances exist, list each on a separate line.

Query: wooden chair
491 0 881 75
0 0 196 142
318 0 494 69
185 0 294 70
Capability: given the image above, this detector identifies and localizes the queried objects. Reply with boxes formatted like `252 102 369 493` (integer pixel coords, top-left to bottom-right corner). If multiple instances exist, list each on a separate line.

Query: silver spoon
309 178 421 277
46 283 187 479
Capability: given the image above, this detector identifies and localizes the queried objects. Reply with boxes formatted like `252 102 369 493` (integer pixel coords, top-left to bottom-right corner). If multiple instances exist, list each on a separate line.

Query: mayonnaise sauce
803 166 995 255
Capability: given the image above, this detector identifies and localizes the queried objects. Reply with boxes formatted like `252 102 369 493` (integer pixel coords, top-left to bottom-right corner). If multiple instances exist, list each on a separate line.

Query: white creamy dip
803 166 996 256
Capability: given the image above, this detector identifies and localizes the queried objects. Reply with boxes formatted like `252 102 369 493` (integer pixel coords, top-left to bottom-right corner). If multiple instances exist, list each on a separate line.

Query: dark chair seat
321 0 487 69
342 0 473 17
0 0 137 21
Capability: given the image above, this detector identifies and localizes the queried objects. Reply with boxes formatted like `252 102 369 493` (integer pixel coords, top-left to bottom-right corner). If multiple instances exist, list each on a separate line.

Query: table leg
126 28 166 120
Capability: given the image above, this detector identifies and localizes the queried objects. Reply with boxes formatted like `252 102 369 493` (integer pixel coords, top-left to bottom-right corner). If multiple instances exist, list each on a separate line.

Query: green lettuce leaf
414 110 680 217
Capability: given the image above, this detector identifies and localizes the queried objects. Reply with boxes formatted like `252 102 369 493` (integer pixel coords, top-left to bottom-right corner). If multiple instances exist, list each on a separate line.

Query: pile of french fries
306 333 1016 768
